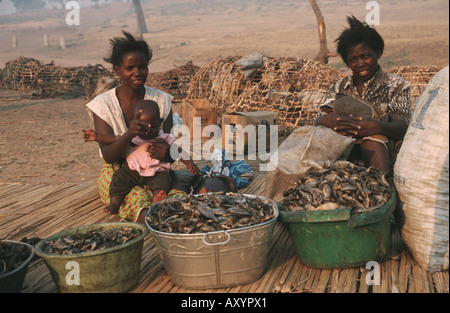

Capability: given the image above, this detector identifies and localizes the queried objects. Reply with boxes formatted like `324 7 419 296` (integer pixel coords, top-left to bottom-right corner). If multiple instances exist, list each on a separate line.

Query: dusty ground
0 89 261 186
0 0 448 186
0 90 101 186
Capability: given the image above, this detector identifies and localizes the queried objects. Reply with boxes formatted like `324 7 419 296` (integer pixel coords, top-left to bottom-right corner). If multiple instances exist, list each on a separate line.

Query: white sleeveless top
86 86 173 158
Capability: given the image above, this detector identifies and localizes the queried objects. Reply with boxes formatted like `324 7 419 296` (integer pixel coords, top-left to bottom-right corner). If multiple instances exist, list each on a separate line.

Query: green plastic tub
279 188 396 269
35 222 148 293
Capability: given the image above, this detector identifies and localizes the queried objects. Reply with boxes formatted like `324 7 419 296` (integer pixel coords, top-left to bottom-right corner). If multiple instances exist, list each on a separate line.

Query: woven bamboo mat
0 180 447 293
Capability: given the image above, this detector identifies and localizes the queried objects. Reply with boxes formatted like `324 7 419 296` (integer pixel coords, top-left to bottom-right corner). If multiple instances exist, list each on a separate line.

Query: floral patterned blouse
317 67 412 161
319 67 412 124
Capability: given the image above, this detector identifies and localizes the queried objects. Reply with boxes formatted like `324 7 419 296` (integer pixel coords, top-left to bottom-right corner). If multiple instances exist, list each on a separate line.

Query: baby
84 100 198 214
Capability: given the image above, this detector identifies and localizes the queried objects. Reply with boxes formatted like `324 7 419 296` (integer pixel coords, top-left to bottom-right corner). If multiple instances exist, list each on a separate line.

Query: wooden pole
60 37 66 50
132 0 148 38
309 0 337 64
12 35 18 48
44 34 49 47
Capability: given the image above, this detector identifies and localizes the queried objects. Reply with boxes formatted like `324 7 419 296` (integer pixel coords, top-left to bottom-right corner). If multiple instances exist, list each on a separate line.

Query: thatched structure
1 56 443 122
187 56 345 127
228 58 345 127
146 61 200 103
0 57 200 101
186 56 251 109
1 57 113 98
388 65 443 106
1 57 42 91
234 64 444 127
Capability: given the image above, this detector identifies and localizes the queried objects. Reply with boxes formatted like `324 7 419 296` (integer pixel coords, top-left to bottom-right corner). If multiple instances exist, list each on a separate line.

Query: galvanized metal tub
145 194 279 289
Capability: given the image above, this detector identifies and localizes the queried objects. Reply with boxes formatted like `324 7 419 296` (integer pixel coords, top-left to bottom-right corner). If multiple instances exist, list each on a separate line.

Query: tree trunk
132 0 148 38
309 0 337 64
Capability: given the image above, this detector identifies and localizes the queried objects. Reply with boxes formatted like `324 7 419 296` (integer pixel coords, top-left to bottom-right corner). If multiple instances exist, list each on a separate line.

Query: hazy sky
0 0 130 15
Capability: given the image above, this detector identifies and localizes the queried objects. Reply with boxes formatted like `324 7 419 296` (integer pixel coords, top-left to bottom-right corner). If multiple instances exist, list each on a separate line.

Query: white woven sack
394 66 449 273
264 125 355 202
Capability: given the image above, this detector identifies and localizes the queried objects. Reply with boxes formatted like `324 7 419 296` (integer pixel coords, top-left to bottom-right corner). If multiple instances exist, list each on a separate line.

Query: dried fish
227 206 253 217
282 161 392 213
147 193 275 234
315 202 341 211
197 203 219 222
44 227 141 255
0 241 30 275
322 183 332 201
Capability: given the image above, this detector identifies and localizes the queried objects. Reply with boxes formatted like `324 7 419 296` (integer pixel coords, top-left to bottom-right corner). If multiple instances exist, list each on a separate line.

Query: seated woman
86 31 186 224
314 16 412 175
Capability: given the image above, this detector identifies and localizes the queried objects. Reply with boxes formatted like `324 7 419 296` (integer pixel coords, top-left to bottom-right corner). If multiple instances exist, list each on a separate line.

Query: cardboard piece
181 99 217 139
222 111 278 155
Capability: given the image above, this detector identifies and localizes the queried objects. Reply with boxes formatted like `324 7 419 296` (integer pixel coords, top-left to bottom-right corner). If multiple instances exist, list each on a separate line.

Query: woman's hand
342 116 382 138
341 116 408 141
316 113 357 137
124 109 151 139
317 113 381 138
82 129 97 142
146 137 172 162
183 160 199 174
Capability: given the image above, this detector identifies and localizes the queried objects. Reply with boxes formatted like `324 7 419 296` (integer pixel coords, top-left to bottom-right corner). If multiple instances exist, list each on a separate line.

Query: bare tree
309 0 337 64
132 0 148 38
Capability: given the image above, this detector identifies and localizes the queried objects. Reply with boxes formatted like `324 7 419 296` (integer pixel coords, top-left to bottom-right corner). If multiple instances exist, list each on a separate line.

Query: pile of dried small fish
282 161 392 213
147 193 275 234
45 227 141 255
0 241 30 275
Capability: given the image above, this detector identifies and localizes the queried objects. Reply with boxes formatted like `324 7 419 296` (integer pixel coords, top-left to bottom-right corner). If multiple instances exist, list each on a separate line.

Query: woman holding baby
85 31 186 224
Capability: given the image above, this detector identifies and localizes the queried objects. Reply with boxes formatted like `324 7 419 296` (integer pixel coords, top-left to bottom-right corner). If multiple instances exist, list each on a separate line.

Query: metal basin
146 194 279 289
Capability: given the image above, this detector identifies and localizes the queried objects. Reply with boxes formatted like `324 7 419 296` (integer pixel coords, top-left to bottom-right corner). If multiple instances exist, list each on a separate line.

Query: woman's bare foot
152 189 167 204
104 196 123 215
104 203 120 215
